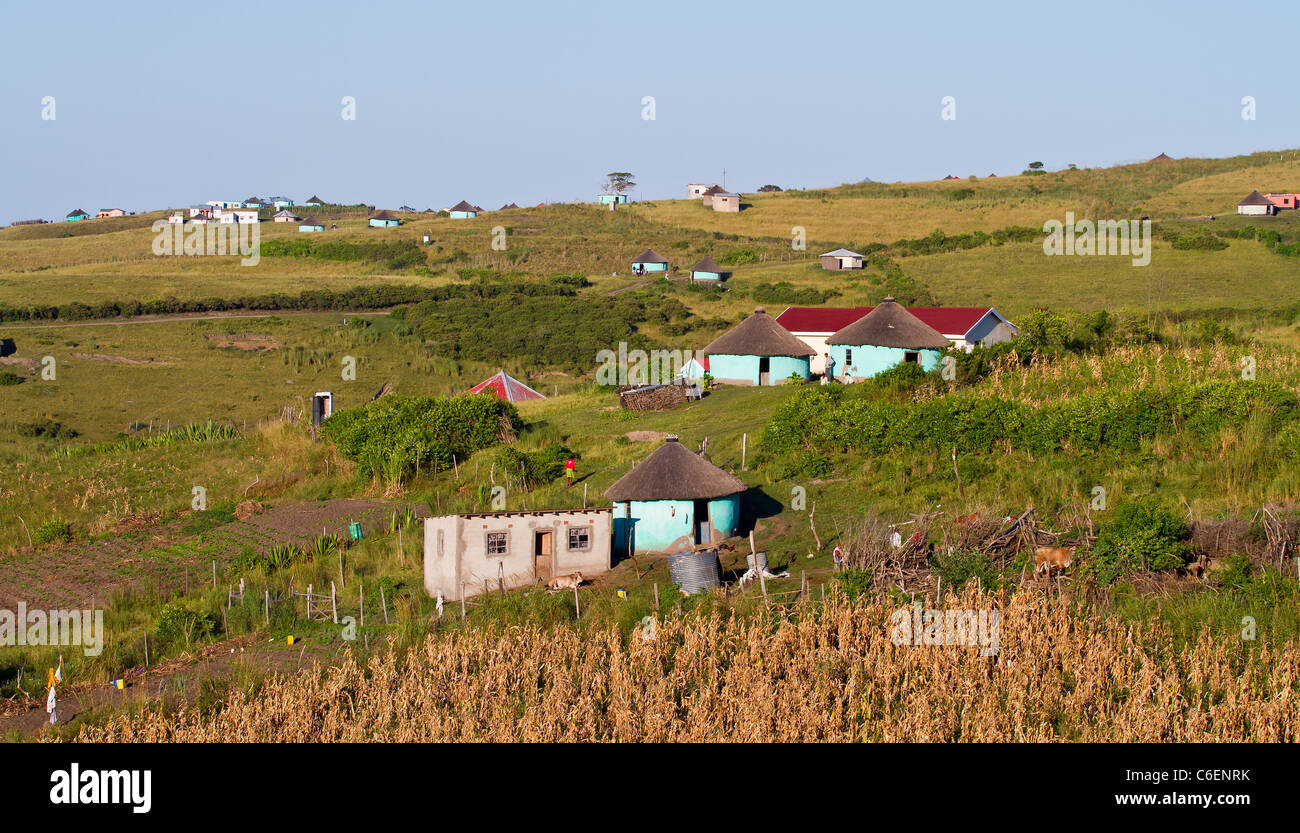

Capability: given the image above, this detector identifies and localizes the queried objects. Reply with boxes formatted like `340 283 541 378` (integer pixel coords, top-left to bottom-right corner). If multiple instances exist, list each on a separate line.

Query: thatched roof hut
826 297 949 349
704 307 815 357
606 436 746 502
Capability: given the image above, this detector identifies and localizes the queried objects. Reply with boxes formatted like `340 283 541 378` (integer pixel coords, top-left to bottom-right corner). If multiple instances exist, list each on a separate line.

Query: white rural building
424 509 613 601
1238 190 1277 216
819 248 864 270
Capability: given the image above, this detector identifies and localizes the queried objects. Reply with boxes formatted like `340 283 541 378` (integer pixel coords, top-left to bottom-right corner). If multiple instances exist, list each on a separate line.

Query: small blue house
689 255 728 282
65 209 89 221
825 296 948 380
369 210 401 228
631 248 669 273
298 218 325 232
448 200 478 219
271 197 294 209
303 195 325 206
598 193 629 205
703 307 814 386
606 435 747 555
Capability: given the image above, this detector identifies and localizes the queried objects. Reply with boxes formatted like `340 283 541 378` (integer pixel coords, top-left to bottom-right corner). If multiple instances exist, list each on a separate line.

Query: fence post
307 583 313 620
212 560 217 589
264 589 269 626
460 583 466 619
380 585 389 625
574 585 581 620
653 582 659 609
359 583 364 628
332 582 338 624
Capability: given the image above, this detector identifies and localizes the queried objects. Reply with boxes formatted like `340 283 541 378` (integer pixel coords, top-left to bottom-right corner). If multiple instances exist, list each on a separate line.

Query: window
486 532 508 556
568 526 591 551
845 349 853 367
904 351 919 364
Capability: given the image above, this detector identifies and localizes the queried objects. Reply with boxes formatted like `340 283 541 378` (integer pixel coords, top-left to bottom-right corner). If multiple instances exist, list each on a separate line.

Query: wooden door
759 356 770 386
535 531 554 582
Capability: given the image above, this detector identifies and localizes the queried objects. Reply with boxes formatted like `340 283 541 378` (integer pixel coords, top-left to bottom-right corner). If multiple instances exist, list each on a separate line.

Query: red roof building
467 370 546 402
774 305 1017 374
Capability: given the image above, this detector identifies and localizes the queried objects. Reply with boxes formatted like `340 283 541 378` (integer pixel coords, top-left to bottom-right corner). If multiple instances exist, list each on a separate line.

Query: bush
494 442 573 488
33 519 71 546
932 548 1000 591
717 248 759 266
1090 498 1190 583
831 567 873 599
0 370 23 386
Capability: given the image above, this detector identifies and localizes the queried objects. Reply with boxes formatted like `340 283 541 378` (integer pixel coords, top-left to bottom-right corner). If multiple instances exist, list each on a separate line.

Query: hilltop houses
467 370 546 403
775 304 1016 374
369 210 401 228
273 209 300 223
598 193 629 205
1238 190 1276 216
298 218 325 233
689 256 728 283
700 185 727 207
820 248 864 270
95 208 126 219
703 307 814 385
271 197 293 209
686 184 715 198
1265 193 1299 210
303 195 325 206
824 297 949 379
632 249 669 274
424 508 613 601
605 435 747 555
448 201 478 219
65 209 88 221
217 208 259 224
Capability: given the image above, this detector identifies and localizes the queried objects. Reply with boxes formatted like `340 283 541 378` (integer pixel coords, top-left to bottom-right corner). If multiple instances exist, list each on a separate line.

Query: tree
603 172 636 195
757 184 783 192
1027 161 1044 170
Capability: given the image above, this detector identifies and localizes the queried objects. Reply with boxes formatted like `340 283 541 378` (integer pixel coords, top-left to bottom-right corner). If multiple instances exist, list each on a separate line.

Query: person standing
565 456 576 487
823 352 836 385
832 544 844 571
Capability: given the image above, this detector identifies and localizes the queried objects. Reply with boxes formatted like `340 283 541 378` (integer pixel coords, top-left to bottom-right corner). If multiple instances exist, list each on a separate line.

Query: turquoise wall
449 210 476 219
692 271 721 281
369 218 400 227
708 354 810 386
599 194 629 204
613 495 742 554
633 261 668 272
827 344 942 378
299 224 324 232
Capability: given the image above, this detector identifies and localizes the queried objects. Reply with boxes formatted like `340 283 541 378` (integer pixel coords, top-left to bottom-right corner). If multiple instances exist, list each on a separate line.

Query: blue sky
1 0 1296 223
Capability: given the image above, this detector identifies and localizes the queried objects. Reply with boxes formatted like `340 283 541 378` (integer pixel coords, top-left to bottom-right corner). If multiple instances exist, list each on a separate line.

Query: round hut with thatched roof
703 307 815 386
825 297 949 380
605 435 747 554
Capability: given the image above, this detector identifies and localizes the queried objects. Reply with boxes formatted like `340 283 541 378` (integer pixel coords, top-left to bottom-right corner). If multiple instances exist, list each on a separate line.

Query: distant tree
603 172 636 195
757 184 783 192
1027 161 1044 170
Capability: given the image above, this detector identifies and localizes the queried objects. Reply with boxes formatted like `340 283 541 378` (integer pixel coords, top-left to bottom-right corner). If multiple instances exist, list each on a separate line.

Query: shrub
932 548 1001 591
33 519 71 546
831 567 873 599
717 248 759 266
0 370 23 386
1090 498 1190 583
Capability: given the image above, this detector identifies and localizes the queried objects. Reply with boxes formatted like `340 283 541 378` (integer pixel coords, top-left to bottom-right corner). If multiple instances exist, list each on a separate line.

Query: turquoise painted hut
703 307 814 386
689 255 728 282
298 218 325 232
369 210 401 228
825 296 948 380
631 248 668 273
303 195 325 206
598 193 629 205
448 200 478 219
65 209 89 221
606 435 747 555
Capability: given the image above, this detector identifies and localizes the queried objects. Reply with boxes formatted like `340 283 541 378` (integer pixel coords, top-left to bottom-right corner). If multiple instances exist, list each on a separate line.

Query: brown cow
547 572 584 592
1033 546 1075 577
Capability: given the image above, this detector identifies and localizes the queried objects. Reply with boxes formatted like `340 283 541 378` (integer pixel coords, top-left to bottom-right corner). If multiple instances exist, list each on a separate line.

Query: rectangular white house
424 509 613 601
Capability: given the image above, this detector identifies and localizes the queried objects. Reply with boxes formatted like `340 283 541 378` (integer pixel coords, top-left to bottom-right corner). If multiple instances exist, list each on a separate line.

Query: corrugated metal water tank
668 549 721 594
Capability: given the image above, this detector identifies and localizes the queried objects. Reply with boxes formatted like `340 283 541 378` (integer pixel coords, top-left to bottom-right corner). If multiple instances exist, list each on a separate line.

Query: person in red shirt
565 457 576 487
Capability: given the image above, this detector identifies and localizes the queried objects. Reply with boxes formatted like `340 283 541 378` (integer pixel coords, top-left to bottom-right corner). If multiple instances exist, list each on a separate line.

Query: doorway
694 500 711 545
534 530 553 583
759 356 771 386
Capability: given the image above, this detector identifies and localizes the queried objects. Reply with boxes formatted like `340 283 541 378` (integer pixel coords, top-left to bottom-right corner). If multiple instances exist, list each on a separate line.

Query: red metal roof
468 370 546 402
775 306 1000 337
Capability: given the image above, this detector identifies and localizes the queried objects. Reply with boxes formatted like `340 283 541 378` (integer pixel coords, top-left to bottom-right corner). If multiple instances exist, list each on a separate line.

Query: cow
1033 546 1075 578
546 572 584 592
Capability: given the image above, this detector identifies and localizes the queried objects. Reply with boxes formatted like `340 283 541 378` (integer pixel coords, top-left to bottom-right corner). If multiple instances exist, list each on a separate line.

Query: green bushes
717 248 759 266
1088 498 1190 583
493 442 573 489
259 237 426 269
1170 229 1229 251
932 548 1001 591
763 379 1298 457
322 393 519 482
0 370 23 385
33 519 71 546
